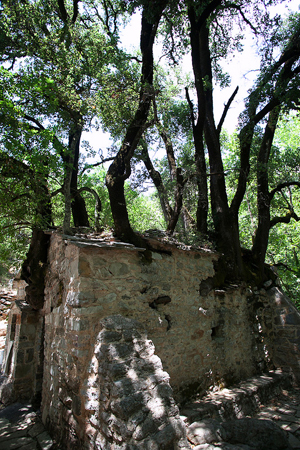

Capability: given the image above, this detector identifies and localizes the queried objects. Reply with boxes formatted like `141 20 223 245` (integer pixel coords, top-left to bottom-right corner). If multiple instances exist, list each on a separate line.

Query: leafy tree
1 0 300 303
0 0 128 305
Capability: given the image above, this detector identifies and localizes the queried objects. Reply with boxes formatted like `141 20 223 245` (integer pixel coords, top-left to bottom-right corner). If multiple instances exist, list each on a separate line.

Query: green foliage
0 0 130 234
81 167 164 231
223 113 300 302
80 167 113 229
0 0 300 305
126 187 165 232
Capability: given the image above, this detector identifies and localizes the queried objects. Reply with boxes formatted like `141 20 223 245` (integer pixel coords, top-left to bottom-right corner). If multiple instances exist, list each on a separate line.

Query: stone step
180 370 292 425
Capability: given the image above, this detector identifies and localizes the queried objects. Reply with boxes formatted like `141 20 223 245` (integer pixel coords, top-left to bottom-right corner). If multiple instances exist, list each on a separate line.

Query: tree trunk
252 106 280 275
70 130 90 228
62 124 85 234
106 1 167 245
186 9 208 236
140 141 173 225
188 4 242 277
21 228 50 309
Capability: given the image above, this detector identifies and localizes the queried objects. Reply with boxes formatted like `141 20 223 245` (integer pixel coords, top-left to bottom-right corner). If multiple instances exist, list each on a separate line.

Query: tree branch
72 0 80 23
269 181 300 201
270 210 300 228
80 157 115 175
217 86 239 134
185 87 196 127
273 262 298 274
51 187 64 197
226 3 257 34
195 0 222 28
57 0 69 23
23 114 45 130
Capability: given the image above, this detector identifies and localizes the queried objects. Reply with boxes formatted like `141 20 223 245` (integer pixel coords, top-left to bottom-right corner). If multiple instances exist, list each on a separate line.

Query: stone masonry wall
0 301 44 404
251 286 300 384
41 234 270 447
43 314 191 449
43 235 264 395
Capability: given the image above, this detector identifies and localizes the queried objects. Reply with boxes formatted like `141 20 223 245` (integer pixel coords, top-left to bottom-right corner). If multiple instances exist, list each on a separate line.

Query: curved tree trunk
106 1 167 245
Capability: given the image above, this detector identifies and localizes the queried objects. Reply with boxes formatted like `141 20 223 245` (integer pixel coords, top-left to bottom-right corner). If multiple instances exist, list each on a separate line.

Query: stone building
1 232 300 449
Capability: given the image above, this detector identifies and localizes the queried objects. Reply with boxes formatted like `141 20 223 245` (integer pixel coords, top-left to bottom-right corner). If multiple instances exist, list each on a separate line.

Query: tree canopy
0 0 300 306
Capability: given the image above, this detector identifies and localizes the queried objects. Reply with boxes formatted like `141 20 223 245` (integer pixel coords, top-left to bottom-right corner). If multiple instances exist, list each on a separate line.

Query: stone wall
3 232 300 449
40 234 270 448
251 287 300 383
42 235 265 398
43 314 191 449
0 301 44 404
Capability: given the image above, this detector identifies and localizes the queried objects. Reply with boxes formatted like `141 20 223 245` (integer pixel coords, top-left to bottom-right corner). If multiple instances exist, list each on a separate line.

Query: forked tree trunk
62 125 90 233
106 1 167 245
188 4 243 278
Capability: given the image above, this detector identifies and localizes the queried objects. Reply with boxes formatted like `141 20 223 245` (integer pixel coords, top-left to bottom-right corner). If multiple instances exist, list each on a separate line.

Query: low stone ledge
181 371 292 425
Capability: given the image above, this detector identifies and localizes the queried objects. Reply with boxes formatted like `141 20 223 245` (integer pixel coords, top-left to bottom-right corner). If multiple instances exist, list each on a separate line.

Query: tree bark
106 1 167 245
252 106 280 274
188 4 242 277
21 228 50 309
185 10 208 236
151 98 187 233
61 124 89 233
69 129 90 228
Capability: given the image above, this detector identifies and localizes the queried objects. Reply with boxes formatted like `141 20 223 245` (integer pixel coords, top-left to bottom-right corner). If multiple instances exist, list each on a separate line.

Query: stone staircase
180 370 292 425
180 371 296 450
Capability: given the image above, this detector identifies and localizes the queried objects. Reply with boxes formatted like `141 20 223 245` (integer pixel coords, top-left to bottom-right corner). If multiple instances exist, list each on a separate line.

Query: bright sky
82 1 300 165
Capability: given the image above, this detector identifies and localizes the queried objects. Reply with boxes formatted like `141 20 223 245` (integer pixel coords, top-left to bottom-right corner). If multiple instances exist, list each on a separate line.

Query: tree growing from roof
103 0 300 283
1 0 300 302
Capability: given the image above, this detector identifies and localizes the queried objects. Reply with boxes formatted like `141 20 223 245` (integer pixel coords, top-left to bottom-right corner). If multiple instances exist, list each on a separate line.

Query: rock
222 418 291 449
188 418 291 450
187 419 224 445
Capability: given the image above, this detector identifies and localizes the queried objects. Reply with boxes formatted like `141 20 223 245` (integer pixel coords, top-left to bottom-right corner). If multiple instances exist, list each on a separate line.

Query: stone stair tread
181 371 291 424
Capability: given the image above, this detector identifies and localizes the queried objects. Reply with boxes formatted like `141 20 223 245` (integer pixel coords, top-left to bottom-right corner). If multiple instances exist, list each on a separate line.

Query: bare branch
161 14 178 64
130 56 142 63
23 114 45 130
51 187 64 197
273 262 298 274
217 86 239 134
72 0 80 23
226 3 257 34
80 157 115 175
270 210 300 228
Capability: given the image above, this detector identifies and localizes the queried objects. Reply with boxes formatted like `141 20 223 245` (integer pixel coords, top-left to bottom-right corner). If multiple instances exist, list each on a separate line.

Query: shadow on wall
53 315 192 450
252 287 300 385
268 287 300 383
